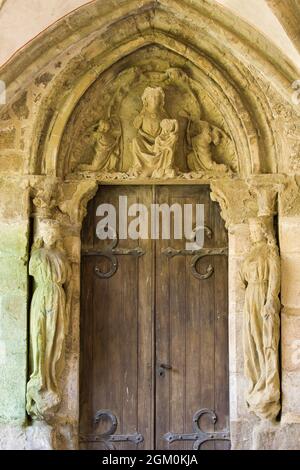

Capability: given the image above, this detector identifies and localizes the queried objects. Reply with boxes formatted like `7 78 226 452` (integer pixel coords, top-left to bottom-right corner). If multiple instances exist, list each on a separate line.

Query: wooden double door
80 185 230 450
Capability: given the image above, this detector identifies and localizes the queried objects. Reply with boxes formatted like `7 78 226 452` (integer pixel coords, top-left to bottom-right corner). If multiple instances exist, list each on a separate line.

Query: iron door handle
158 363 172 377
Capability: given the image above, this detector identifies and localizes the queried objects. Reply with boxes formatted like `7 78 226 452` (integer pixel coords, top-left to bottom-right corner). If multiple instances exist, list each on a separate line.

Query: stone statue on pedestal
240 216 281 421
26 221 71 420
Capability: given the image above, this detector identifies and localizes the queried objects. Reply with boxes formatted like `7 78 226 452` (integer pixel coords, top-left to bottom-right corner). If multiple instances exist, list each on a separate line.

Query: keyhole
158 363 172 377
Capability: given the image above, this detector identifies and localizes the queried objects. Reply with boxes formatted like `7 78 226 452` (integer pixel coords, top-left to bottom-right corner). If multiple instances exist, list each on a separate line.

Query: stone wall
280 212 300 424
0 178 29 448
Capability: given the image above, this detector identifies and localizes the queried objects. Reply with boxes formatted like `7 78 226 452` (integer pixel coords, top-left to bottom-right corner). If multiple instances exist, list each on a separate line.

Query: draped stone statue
78 118 121 172
26 221 72 420
187 120 230 173
240 216 281 421
131 87 178 177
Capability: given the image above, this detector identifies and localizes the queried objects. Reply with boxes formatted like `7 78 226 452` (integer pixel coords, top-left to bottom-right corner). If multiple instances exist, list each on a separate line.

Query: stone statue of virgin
131 86 178 177
240 216 281 421
26 221 72 420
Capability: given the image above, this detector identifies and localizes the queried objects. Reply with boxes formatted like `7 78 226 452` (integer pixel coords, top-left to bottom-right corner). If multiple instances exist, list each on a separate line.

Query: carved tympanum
26 221 72 420
240 216 281 421
60 54 237 178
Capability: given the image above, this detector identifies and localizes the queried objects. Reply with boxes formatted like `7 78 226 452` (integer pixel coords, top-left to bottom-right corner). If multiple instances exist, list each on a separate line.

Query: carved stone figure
240 216 281 421
131 87 178 177
187 120 230 173
26 221 72 420
78 119 121 172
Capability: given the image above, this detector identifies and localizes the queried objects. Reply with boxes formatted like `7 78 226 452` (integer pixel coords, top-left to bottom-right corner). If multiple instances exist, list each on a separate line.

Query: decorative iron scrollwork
162 225 227 280
82 226 145 278
163 408 230 450
80 409 144 449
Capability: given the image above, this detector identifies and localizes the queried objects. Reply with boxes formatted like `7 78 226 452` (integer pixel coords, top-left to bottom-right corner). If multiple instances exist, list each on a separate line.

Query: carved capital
30 177 62 219
250 188 277 217
210 179 256 228
247 175 285 217
58 180 98 226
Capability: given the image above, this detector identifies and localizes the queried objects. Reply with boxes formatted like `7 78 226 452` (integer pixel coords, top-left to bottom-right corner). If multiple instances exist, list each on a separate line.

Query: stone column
0 176 30 449
25 178 97 450
211 179 258 449
25 178 69 449
228 222 256 449
211 177 285 449
55 179 98 449
279 179 300 429
246 176 300 449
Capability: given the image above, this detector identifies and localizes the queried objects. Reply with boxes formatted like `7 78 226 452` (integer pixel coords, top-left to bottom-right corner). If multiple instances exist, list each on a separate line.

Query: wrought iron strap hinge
162 246 228 280
80 410 144 450
162 225 228 280
82 226 145 278
163 408 230 450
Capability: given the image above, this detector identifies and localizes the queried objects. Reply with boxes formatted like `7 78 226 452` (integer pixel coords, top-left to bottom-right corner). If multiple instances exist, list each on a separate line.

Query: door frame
31 176 270 449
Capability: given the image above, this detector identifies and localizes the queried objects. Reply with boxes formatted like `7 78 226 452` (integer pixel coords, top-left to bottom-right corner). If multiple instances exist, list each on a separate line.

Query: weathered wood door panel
80 186 154 450
80 185 229 450
155 186 229 450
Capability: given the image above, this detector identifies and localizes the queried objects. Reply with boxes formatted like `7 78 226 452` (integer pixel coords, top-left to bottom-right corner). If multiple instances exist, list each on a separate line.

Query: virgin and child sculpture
75 85 232 178
131 86 179 178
